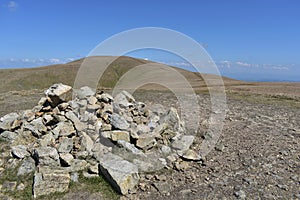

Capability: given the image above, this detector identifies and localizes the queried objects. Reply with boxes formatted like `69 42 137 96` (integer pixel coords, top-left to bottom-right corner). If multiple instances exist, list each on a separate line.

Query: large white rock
45 83 72 97
44 83 72 107
96 153 139 195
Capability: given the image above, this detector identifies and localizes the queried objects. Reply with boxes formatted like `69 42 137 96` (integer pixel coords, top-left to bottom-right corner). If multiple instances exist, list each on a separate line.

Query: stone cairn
0 83 201 198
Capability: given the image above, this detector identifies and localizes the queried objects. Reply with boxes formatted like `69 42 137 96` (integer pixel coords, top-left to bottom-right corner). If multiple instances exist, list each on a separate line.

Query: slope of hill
0 56 244 93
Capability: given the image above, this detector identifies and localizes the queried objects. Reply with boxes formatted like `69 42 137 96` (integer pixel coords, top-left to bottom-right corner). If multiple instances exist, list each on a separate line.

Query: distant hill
0 56 244 93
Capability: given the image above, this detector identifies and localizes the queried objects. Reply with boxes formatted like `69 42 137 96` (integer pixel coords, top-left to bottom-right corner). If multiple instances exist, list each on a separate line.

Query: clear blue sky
0 0 299 81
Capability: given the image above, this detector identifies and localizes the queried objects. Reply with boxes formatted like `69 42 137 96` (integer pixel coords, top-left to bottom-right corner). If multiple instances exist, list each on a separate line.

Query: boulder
59 153 74 166
17 157 36 176
74 86 95 99
136 134 157 150
33 168 70 198
57 137 73 153
65 159 87 172
159 107 185 138
87 96 98 105
37 132 55 147
44 83 72 107
110 130 130 142
114 91 135 108
65 111 86 131
10 130 36 146
97 153 139 195
22 110 35 122
0 112 19 131
132 155 165 173
43 114 56 126
24 118 47 138
88 163 99 174
171 135 195 154
181 149 201 161
116 140 145 156
80 132 94 154
110 113 130 130
11 145 30 159
11 119 22 130
161 145 172 155
0 130 18 141
54 121 75 137
33 146 60 167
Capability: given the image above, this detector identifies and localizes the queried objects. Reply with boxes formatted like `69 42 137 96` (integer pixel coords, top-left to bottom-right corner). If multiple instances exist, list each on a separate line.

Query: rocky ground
128 91 300 200
0 87 299 200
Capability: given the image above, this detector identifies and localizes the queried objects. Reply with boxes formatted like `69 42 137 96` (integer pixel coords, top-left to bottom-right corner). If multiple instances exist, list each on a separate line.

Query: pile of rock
0 83 201 198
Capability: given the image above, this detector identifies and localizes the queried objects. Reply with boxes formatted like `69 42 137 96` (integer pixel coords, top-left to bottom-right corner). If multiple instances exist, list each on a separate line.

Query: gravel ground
124 91 300 200
0 90 299 199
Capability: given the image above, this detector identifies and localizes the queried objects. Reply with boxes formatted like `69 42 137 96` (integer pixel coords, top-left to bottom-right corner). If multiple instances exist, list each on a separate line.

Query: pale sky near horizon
0 0 299 81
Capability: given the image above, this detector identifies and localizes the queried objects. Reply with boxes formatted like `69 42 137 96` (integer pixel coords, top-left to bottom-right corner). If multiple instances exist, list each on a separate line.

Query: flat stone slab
33 168 70 198
96 153 139 195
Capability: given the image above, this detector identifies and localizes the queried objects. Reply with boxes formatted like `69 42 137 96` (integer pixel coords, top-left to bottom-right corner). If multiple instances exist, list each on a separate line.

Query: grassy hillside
0 56 244 93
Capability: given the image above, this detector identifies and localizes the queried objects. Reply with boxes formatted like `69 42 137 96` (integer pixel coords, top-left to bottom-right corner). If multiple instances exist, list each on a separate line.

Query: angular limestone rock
114 91 135 108
116 140 145 156
33 168 70 198
57 137 73 153
59 153 74 166
80 132 94 154
181 149 201 161
110 113 130 130
17 157 36 176
33 146 60 167
0 130 18 141
0 112 19 131
110 130 130 142
97 93 113 103
11 145 30 159
24 118 47 138
97 153 139 195
44 83 72 107
65 111 86 131
136 134 156 150
171 135 194 155
54 121 75 137
0 84 196 198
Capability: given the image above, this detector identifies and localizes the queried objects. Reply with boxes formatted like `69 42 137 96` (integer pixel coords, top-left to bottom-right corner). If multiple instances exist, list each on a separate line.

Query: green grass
0 163 35 200
0 167 120 200
227 91 300 108
0 137 5 143
68 172 120 200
